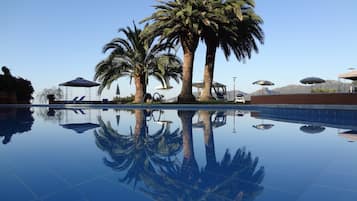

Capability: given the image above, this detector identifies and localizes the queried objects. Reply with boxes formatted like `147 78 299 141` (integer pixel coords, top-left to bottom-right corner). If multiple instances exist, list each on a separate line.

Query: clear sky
1 0 357 101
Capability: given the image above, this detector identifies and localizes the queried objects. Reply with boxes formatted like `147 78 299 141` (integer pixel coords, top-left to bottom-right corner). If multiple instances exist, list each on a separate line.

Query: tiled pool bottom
1 107 357 201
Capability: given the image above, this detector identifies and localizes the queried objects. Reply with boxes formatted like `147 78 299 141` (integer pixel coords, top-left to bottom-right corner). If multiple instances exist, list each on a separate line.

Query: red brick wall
251 93 357 105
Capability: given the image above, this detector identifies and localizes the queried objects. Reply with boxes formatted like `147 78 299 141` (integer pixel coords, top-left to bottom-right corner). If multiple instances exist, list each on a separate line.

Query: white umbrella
253 80 274 86
253 80 274 95
339 70 357 81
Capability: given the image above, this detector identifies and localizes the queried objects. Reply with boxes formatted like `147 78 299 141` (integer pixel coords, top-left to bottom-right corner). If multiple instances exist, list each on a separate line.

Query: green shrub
112 95 135 104
311 88 337 93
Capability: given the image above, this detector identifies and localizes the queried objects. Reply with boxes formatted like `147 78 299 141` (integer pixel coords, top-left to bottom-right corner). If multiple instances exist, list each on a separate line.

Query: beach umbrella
339 70 357 81
252 80 274 86
300 125 325 134
339 70 357 93
116 84 120 96
59 77 100 100
300 77 325 85
253 80 274 95
300 77 325 93
59 77 100 87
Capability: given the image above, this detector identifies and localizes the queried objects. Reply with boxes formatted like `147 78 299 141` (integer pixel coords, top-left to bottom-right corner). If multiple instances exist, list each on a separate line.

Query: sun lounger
78 96 85 101
71 96 79 103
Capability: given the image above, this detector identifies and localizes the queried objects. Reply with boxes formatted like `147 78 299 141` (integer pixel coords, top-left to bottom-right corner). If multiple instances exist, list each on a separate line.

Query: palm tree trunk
200 41 217 101
178 110 199 178
200 111 217 168
133 75 145 103
177 37 198 103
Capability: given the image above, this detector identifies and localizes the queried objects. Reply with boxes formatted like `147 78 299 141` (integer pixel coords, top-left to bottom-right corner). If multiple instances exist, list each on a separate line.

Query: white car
234 94 246 104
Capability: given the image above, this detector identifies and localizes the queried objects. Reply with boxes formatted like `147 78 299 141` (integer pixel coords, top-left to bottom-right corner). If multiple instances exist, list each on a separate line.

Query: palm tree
142 0 225 103
94 23 182 103
199 0 264 101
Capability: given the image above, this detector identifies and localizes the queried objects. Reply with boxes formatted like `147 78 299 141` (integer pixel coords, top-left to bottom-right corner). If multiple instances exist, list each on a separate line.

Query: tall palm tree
199 0 264 101
94 23 182 103
142 0 224 103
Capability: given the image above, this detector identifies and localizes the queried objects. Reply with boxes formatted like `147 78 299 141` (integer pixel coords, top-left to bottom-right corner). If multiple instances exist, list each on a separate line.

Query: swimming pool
1 106 357 201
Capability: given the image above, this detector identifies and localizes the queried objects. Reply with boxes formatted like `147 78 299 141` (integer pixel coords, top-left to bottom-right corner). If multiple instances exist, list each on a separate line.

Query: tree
0 66 34 103
94 23 182 103
142 0 225 103
15 77 34 103
199 0 264 101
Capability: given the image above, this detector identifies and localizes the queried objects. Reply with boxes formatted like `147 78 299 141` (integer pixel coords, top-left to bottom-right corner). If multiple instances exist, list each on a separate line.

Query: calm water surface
1 107 357 201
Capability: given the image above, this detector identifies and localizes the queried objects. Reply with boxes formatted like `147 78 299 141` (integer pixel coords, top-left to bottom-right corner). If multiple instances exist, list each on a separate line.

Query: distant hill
272 80 351 94
232 80 352 100
166 80 353 102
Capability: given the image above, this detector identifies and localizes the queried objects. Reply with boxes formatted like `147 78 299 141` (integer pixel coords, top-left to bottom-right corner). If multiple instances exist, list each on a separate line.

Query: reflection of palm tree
143 110 264 201
95 109 264 201
200 110 217 169
95 110 182 186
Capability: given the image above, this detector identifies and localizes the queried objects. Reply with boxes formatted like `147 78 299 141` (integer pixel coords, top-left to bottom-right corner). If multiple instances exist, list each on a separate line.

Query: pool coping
1 104 357 111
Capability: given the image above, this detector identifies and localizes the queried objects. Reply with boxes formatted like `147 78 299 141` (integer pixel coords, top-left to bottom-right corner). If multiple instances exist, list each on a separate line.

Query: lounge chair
77 96 85 102
71 96 79 103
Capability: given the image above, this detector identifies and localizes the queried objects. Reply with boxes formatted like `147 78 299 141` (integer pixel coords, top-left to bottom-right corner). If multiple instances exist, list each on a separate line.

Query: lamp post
232 76 237 101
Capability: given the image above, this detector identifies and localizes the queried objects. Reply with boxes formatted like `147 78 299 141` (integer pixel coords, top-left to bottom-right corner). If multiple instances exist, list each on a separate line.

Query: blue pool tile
75 178 150 201
296 185 357 201
0 174 35 201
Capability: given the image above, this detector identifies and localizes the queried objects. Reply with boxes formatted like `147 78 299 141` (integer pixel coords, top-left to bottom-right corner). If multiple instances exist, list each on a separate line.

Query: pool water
1 107 357 201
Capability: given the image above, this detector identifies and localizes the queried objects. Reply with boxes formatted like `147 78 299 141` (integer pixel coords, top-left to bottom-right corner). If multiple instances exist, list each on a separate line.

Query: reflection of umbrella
339 130 357 142
60 123 100 134
300 125 325 134
116 84 120 96
155 85 173 90
253 124 274 130
339 70 357 81
253 80 274 95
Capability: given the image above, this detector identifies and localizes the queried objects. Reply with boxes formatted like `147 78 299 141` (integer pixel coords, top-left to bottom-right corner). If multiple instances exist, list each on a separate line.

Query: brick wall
251 93 357 105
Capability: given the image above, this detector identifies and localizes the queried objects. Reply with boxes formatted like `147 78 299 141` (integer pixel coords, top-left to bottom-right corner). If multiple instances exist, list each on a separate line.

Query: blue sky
1 0 357 101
